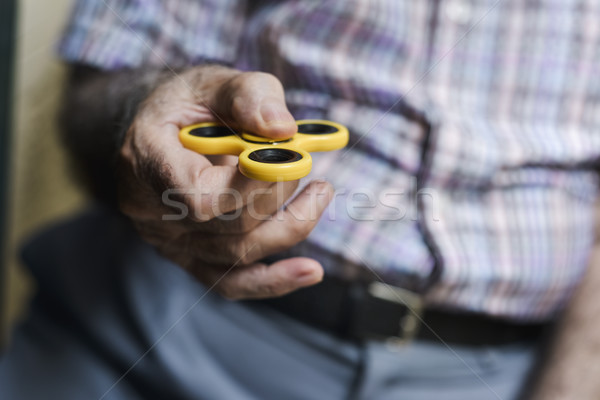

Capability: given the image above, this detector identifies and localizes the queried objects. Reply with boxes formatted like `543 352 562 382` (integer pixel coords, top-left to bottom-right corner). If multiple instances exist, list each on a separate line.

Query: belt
259 276 549 346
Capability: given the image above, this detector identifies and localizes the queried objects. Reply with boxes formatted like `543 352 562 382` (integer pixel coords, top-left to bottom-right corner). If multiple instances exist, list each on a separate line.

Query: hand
118 65 333 300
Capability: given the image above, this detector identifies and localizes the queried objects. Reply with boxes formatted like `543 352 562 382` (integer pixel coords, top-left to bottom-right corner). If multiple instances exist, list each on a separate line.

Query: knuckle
233 71 283 93
236 214 259 234
225 72 246 89
223 214 244 234
185 192 214 223
251 266 285 297
230 95 248 118
247 71 282 87
290 221 312 241
236 241 257 265
238 251 253 266
216 282 242 301
222 239 244 265
259 279 283 298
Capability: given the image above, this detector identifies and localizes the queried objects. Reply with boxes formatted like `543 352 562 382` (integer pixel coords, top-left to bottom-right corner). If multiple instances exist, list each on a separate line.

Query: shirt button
445 0 473 25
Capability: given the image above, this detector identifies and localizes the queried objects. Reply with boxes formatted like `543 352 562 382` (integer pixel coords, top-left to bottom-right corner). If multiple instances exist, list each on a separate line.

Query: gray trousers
0 208 539 399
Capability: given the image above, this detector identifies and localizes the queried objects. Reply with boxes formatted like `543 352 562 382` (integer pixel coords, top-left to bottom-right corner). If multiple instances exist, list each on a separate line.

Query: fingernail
260 101 293 125
297 273 321 286
296 266 323 285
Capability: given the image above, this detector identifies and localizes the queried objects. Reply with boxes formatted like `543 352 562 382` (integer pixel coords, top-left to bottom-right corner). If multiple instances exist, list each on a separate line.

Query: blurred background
1 0 87 346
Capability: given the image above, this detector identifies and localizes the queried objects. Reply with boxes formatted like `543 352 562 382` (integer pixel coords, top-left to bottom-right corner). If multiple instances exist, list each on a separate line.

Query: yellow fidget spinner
179 119 349 181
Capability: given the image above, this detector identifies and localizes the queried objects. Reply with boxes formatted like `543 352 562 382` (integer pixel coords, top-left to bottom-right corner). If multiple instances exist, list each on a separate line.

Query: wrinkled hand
118 66 333 299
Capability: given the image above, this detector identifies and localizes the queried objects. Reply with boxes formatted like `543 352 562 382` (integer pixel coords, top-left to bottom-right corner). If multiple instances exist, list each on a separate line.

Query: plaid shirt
59 0 600 321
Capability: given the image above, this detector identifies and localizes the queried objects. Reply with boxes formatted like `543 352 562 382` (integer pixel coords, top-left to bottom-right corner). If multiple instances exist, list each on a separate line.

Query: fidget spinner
179 120 349 181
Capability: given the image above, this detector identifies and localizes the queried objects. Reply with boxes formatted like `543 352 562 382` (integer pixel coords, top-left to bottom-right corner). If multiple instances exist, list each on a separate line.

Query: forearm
59 65 173 203
528 205 600 399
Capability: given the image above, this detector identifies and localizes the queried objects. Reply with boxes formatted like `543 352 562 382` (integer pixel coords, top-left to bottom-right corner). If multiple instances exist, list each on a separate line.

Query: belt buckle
366 281 424 346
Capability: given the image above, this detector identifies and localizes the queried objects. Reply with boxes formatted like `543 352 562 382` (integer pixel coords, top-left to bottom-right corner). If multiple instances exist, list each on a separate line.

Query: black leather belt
259 276 550 346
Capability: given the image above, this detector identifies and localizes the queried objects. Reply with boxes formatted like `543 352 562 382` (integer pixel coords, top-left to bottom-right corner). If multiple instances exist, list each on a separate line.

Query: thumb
212 71 297 139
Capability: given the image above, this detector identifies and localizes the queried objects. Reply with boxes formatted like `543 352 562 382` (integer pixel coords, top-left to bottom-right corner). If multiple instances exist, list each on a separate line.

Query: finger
126 121 283 221
132 179 298 238
186 180 299 233
125 139 295 223
121 72 299 222
246 180 335 259
176 164 302 221
212 72 297 139
180 180 334 265
201 257 324 300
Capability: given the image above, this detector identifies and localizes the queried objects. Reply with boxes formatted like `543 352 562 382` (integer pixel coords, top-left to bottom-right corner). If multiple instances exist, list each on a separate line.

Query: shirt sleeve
57 0 248 70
